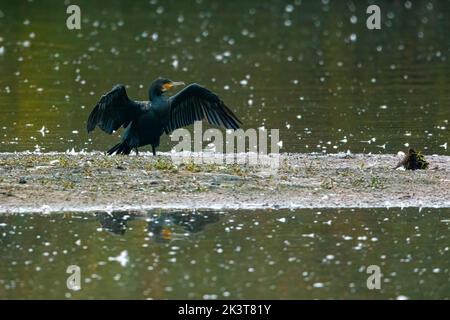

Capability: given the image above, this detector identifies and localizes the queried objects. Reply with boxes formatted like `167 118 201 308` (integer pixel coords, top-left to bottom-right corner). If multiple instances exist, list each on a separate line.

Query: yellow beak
163 81 185 91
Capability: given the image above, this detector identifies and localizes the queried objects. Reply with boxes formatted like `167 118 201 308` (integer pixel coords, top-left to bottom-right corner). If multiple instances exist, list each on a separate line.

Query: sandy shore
0 152 449 213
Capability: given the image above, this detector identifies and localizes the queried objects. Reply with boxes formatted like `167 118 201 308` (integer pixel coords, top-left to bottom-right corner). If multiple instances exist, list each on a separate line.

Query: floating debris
108 250 129 267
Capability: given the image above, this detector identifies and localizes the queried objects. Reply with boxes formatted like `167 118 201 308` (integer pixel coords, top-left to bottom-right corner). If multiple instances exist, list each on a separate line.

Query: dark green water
0 208 449 299
0 0 449 154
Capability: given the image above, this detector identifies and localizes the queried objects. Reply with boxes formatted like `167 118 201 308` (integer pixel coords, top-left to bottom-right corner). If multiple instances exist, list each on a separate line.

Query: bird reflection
147 211 220 242
96 211 131 235
96 211 220 242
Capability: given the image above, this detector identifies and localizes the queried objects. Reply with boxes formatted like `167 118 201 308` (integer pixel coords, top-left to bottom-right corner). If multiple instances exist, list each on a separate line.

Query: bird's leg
134 148 139 155
152 145 156 156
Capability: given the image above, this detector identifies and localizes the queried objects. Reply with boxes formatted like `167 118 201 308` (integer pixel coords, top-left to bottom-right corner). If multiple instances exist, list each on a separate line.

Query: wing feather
165 83 242 133
87 85 146 134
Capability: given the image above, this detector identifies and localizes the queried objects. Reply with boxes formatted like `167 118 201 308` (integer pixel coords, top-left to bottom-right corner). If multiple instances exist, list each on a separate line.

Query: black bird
394 148 429 170
87 78 242 155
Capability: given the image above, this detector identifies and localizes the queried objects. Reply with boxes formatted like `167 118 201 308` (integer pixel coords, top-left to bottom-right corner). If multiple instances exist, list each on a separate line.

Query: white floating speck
285 4 294 13
108 250 129 267
302 233 315 238
38 126 47 137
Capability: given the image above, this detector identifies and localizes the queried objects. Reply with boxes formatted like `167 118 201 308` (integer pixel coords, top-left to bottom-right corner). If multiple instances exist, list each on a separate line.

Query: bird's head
149 78 185 100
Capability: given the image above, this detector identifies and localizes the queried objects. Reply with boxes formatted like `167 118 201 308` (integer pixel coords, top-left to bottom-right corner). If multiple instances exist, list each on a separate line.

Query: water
0 0 449 154
1 208 449 299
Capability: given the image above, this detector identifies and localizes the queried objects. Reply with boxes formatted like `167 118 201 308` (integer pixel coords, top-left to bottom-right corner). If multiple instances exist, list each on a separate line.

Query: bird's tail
107 142 132 155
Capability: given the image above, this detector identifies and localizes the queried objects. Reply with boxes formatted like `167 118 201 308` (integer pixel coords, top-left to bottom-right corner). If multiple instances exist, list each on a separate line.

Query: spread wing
165 83 242 134
87 84 146 134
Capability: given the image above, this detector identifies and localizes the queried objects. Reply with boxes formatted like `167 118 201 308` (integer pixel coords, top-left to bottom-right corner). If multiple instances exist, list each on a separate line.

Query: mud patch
0 152 449 213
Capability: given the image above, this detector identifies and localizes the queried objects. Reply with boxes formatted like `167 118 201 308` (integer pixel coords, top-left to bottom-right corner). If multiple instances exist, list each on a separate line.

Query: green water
0 0 449 154
0 208 449 299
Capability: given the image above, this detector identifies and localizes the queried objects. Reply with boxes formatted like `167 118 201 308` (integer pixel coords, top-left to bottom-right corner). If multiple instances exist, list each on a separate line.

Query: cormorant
87 78 242 155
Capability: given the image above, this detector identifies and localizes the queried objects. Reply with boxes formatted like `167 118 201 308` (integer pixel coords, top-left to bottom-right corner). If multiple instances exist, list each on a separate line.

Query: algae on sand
0 152 449 213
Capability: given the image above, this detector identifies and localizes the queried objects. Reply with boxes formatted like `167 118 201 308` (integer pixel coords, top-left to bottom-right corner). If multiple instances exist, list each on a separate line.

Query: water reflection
0 0 448 154
96 210 221 242
96 211 130 236
0 208 449 299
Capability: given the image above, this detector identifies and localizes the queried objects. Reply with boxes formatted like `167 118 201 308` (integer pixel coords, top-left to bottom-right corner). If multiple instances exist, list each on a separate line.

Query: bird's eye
162 83 173 91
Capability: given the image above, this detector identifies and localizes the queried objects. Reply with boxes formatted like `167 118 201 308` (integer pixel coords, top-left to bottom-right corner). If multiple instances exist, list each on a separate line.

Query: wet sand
0 152 449 213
